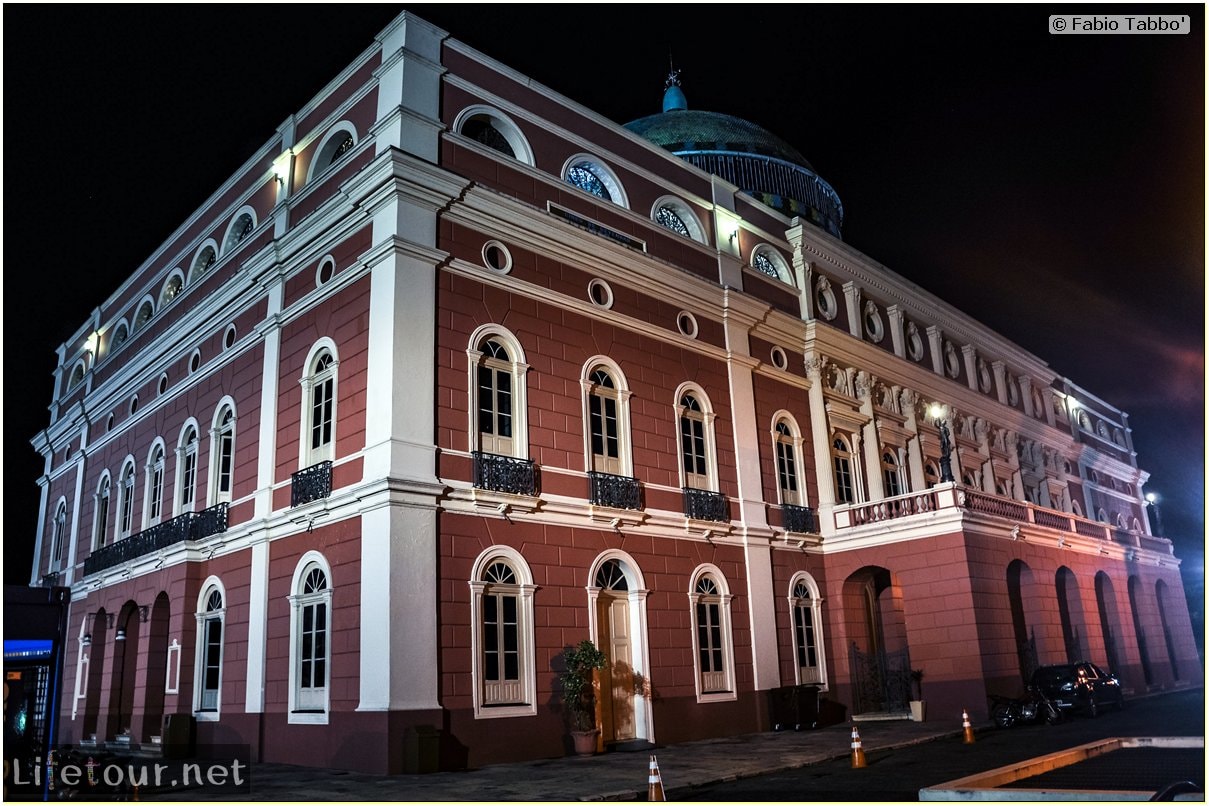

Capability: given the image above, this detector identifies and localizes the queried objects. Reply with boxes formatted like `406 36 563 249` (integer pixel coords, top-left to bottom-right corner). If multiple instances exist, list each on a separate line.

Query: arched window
563 155 627 207
789 575 826 686
195 582 225 714
144 443 166 527
93 474 111 550
651 196 705 243
210 403 236 505
962 469 981 489
773 419 802 506
134 299 155 330
222 210 256 254
582 360 632 476
118 460 136 538
301 344 338 467
190 244 217 282
469 548 536 718
176 425 199 514
289 555 332 722
1071 499 1084 518
50 501 68 570
68 362 86 390
677 388 717 491
160 272 184 306
751 245 791 283
881 449 903 497
1096 508 1109 523
111 321 130 352
831 435 855 504
454 106 534 165
924 461 940 489
309 124 357 183
469 329 528 458
689 567 735 701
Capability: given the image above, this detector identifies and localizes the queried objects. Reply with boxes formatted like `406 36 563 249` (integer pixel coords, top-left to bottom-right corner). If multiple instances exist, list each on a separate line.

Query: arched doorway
1007 560 1042 681
843 566 911 715
1055 567 1087 662
586 553 652 748
141 593 171 739
1094 572 1124 672
1155 580 1180 681
1127 576 1153 686
106 602 142 740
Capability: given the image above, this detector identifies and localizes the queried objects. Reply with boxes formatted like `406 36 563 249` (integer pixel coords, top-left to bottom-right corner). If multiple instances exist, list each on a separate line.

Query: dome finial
662 57 687 113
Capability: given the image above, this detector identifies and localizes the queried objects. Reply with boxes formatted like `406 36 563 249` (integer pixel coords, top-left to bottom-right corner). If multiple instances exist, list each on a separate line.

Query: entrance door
597 593 635 742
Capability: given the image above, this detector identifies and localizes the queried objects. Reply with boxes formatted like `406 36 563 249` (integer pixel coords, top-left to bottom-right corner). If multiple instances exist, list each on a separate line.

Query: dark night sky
5 6 1204 615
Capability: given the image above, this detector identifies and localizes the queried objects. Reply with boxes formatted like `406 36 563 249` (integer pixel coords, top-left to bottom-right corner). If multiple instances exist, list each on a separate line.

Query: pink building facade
31 12 1199 774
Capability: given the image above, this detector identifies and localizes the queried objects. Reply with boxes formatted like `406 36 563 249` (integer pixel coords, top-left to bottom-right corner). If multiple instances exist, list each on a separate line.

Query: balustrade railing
782 504 817 534
683 488 728 522
472 452 537 496
848 491 938 526
588 471 642 510
291 461 333 507
83 503 229 576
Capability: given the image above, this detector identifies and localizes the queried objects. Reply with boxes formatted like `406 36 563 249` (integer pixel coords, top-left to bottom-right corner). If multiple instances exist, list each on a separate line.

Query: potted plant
560 639 608 755
909 669 926 722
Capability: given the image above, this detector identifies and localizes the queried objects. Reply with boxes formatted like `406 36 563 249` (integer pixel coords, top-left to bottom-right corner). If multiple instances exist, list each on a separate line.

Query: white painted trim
561 152 629 209
287 551 333 724
586 550 654 745
688 564 738 704
451 104 535 166
193 576 227 718
787 571 829 691
468 546 538 719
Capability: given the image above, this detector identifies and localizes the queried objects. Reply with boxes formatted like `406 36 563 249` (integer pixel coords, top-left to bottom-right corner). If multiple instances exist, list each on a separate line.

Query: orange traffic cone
850 725 867 768
962 708 976 744
647 754 666 801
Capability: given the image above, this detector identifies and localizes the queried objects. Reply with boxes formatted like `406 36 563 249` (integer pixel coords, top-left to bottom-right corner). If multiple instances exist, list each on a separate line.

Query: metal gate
849 642 911 715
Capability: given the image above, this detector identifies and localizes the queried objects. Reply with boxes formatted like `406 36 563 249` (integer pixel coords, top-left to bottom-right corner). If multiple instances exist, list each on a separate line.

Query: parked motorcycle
990 684 1062 728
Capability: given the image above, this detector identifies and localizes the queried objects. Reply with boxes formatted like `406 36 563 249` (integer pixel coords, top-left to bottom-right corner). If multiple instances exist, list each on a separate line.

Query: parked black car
1029 661 1125 717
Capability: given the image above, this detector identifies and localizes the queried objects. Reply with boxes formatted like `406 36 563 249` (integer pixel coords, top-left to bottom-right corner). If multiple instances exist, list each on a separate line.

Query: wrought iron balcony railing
588 471 642 510
292 461 333 507
683 488 728 522
83 503 229 576
782 504 817 534
472 451 537 496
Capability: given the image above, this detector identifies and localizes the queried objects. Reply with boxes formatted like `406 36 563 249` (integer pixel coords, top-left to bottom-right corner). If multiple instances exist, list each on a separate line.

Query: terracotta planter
571 729 599 756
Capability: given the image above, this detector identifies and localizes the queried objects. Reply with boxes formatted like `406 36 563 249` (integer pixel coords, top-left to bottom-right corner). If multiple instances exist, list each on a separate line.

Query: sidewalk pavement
154 715 972 801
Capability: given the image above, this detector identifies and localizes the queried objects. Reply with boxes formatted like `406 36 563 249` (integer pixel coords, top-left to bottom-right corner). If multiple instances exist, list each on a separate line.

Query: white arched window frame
109 319 131 354
209 399 237 505
650 195 706 244
562 153 629 208
67 361 86 391
92 472 112 550
188 240 219 284
160 270 185 307
118 458 137 539
300 339 339 468
452 105 535 166
288 552 333 724
194 577 226 719
467 326 529 459
675 383 719 492
49 499 69 571
831 434 856 505
585 550 654 745
750 244 792 284
305 122 358 185
770 412 806 507
133 295 156 331
881 446 906 498
788 572 827 688
468 546 537 719
221 206 258 255
688 564 737 703
143 439 167 528
175 421 201 515
580 357 634 476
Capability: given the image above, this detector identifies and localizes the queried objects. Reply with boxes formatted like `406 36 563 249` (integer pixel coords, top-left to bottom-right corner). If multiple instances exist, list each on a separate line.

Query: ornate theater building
30 10 1199 773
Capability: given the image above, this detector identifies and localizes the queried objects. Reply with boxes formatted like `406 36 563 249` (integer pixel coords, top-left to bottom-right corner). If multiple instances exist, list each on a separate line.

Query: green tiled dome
625 109 815 172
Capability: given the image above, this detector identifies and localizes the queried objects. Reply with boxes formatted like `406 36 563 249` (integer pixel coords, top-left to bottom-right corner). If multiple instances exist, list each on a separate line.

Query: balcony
683 488 728 522
291 461 332 507
83 503 229 576
472 451 537 497
782 504 817 534
588 471 642 511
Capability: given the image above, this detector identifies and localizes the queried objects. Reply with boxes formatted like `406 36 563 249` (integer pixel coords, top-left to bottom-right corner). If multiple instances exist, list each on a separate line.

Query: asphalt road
682 688 1205 801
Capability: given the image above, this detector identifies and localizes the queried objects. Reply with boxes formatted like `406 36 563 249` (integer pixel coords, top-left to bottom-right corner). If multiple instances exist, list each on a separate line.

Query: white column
374 14 447 162
244 539 269 712
64 446 86 586
254 283 283 519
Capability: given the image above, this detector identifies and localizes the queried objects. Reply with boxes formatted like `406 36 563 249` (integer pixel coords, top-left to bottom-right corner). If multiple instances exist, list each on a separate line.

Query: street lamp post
929 404 955 483
1146 492 1165 536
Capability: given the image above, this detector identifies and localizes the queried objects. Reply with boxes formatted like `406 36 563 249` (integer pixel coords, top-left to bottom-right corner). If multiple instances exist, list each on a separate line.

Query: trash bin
767 685 820 731
403 724 441 774
162 713 196 759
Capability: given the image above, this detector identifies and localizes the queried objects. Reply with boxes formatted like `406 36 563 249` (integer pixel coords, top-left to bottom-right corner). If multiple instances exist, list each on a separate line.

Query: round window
482 240 512 273
676 311 698 339
770 346 788 371
587 278 614 309
317 258 335 286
